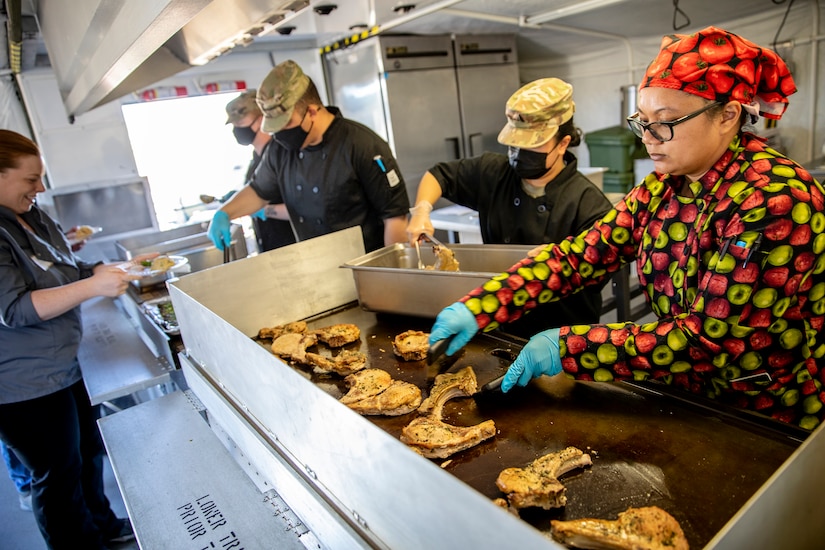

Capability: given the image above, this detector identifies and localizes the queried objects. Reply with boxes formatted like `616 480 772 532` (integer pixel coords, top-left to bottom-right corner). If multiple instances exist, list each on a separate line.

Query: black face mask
232 125 256 146
508 147 550 180
274 110 310 151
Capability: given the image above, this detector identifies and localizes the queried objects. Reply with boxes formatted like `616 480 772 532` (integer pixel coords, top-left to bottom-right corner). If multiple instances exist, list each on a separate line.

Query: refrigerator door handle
445 137 462 160
468 132 483 157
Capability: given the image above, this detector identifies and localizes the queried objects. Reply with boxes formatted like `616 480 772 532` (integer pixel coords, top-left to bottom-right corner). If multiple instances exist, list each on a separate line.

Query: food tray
141 296 180 335
341 243 534 318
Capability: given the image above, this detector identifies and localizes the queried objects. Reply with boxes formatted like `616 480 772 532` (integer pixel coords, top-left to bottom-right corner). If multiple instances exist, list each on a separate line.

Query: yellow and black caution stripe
319 26 381 55
8 40 22 74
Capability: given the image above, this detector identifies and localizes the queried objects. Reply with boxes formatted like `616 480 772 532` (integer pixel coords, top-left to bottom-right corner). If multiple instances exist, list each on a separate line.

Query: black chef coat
250 107 410 253
429 151 613 337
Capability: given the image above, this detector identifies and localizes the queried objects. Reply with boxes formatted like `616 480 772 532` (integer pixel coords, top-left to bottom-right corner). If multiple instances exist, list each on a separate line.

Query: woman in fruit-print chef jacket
428 26 825 430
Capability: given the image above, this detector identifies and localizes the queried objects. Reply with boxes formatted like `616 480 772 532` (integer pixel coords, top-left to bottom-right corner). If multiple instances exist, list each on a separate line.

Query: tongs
413 239 425 270
421 232 448 250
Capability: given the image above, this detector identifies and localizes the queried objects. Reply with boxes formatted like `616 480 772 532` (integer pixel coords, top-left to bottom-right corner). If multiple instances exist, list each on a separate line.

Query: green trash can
585 126 646 173
603 171 636 194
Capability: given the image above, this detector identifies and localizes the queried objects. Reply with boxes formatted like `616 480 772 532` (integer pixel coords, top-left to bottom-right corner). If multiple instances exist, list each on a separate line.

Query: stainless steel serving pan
342 243 534 318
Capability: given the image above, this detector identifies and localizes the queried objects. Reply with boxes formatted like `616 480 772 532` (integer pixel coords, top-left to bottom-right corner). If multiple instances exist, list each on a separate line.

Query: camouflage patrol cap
497 78 575 149
225 90 261 124
256 60 311 133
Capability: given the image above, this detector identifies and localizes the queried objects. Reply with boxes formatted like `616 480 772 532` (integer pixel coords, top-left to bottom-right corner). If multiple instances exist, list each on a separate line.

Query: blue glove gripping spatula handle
426 335 454 366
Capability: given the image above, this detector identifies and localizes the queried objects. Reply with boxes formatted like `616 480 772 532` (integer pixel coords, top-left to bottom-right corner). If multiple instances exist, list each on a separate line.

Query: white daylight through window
121 93 255 230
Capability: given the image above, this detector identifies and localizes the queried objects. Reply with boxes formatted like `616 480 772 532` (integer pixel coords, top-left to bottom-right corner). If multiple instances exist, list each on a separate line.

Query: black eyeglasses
626 102 720 142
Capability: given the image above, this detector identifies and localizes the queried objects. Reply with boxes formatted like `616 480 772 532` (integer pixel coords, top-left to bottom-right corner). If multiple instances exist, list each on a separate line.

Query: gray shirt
0 206 98 404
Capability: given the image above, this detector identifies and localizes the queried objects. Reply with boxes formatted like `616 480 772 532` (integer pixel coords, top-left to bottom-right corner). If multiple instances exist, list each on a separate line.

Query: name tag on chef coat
386 169 400 187
31 254 54 271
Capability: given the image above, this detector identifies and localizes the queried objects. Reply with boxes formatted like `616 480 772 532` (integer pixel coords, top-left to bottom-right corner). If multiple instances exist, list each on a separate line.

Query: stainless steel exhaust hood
34 0 310 118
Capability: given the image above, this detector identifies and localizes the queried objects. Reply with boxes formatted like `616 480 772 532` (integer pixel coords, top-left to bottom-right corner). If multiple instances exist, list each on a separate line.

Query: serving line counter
78 295 177 409
93 227 825 550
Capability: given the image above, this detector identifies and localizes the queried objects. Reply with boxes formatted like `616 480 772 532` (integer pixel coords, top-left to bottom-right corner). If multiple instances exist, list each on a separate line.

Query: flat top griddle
256 304 802 549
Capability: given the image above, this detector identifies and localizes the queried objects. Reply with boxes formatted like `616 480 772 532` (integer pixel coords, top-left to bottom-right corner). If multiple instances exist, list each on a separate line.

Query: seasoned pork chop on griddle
401 366 496 458
270 332 317 363
496 446 592 510
550 506 689 550
311 323 361 347
392 330 429 361
339 369 392 404
346 380 422 416
258 320 307 340
417 366 478 416
306 349 367 375
401 416 496 458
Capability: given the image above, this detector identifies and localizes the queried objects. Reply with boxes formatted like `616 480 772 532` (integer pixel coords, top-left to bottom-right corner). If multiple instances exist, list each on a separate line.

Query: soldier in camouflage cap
497 78 575 150
208 60 410 255
407 76 611 338
220 88 297 252
256 60 311 133
225 90 260 125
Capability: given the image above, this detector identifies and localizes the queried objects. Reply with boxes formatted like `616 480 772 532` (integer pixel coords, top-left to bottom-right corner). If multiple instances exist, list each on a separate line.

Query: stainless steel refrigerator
323 34 519 204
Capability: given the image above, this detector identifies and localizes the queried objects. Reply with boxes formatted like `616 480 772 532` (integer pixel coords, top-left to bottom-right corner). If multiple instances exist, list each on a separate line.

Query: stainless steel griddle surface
256 304 803 549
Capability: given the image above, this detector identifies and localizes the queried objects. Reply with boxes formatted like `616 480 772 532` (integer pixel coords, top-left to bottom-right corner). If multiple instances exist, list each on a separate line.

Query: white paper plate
120 255 188 277
67 225 102 245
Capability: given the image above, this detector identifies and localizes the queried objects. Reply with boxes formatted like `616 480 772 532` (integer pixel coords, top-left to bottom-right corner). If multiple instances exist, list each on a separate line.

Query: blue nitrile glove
208 210 232 251
429 302 478 356
501 328 562 393
252 208 267 221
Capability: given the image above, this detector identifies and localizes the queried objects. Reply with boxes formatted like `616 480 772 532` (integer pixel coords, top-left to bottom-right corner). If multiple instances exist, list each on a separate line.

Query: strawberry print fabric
461 133 825 430
640 26 796 120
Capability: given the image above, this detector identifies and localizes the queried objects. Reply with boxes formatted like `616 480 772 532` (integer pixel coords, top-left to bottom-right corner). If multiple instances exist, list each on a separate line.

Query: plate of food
121 255 188 277
67 225 102 245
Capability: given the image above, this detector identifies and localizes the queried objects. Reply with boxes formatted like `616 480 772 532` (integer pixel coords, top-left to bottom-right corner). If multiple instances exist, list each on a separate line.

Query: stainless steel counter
98 389 314 549
79 296 175 407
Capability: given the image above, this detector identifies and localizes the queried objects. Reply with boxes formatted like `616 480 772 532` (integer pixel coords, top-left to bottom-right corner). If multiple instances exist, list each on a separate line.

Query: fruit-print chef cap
638 26 797 121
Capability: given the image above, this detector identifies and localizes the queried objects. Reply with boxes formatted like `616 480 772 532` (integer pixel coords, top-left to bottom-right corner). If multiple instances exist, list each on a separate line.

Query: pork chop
550 506 689 550
392 330 429 361
496 446 592 510
306 349 368 376
345 380 422 416
311 323 361 347
258 320 307 340
270 332 317 363
425 244 460 271
417 365 478 417
401 366 495 459
339 369 393 405
401 416 496 458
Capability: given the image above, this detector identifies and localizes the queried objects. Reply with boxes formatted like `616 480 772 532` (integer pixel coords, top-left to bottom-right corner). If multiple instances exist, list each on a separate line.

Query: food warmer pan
168 227 825 550
342 242 534 318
